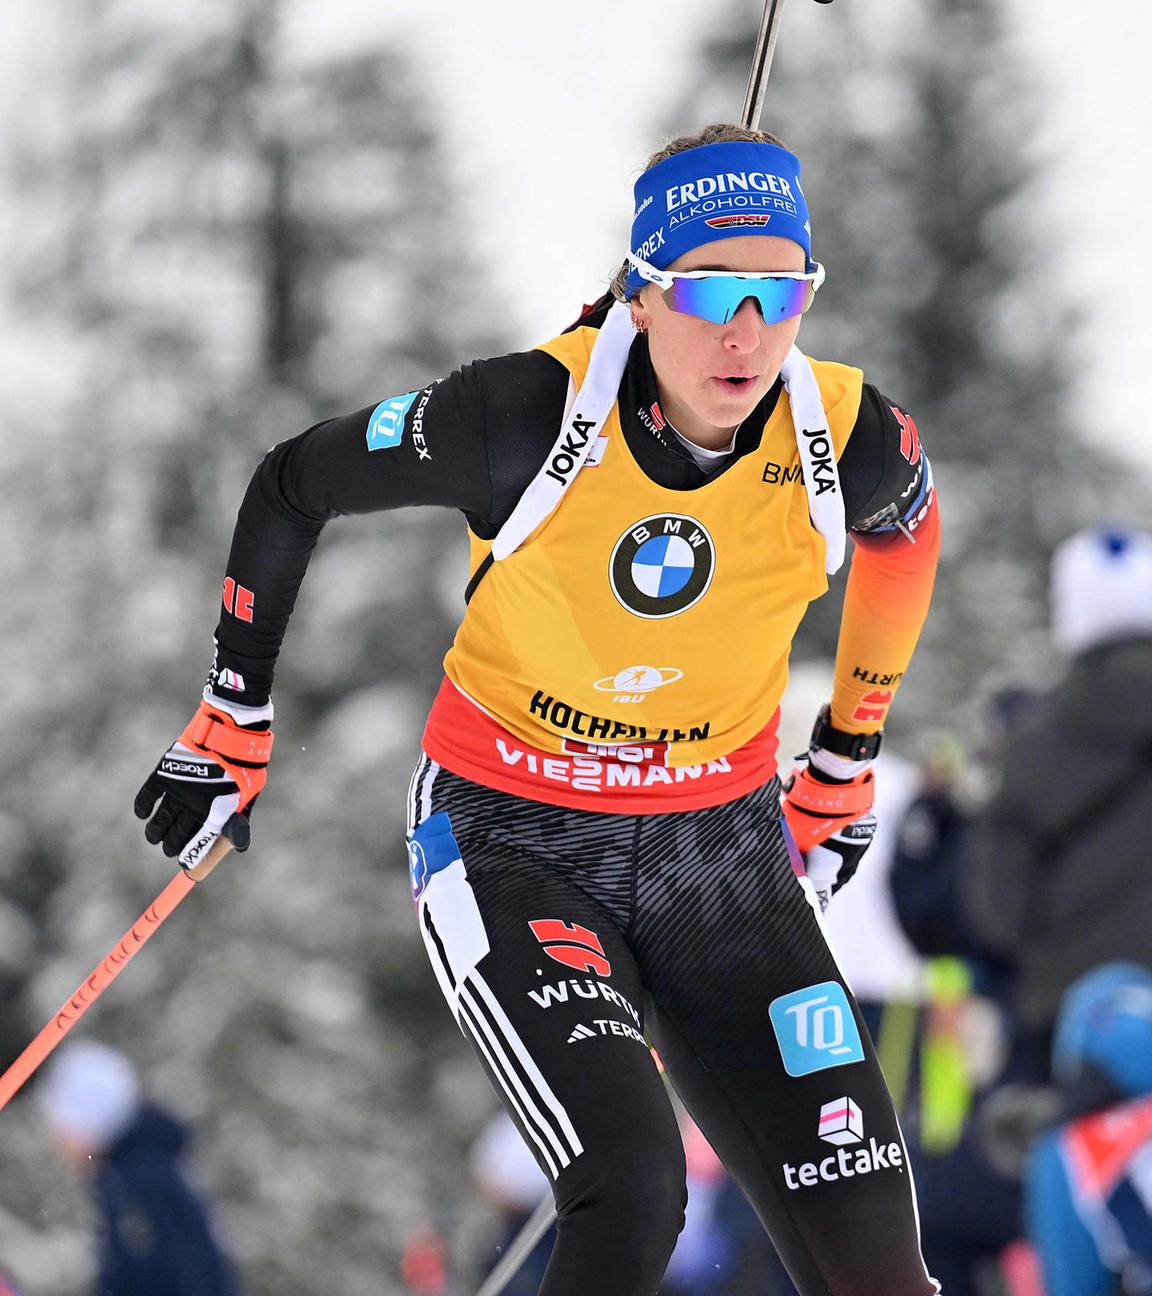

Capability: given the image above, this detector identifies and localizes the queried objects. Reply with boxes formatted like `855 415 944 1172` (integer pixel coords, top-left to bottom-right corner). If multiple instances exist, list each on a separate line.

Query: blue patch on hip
408 812 462 903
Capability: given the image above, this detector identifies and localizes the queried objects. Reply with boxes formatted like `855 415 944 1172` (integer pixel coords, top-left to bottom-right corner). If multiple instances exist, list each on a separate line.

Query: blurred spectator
400 1229 450 1294
888 724 1032 1296
963 526 1152 1075
892 702 1030 993
830 744 1024 1295
37 1041 242 1296
469 1112 553 1296
889 734 974 963
1027 962 1152 1296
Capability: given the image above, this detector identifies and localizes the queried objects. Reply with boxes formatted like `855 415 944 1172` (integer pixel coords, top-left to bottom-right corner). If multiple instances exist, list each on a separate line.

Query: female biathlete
136 124 942 1295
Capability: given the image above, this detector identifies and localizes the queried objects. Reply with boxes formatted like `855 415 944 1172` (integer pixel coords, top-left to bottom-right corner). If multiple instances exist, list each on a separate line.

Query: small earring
632 318 648 334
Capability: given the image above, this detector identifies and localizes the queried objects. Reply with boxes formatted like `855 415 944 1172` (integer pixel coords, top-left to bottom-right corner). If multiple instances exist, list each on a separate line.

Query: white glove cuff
203 686 274 727
808 745 874 781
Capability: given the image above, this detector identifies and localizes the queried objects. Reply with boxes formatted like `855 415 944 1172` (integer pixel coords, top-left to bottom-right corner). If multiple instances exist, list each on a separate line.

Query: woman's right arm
211 350 569 706
210 375 488 708
134 351 568 868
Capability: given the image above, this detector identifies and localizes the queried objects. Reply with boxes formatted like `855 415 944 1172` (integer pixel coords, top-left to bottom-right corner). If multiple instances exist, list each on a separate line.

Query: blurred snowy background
0 1 1149 1292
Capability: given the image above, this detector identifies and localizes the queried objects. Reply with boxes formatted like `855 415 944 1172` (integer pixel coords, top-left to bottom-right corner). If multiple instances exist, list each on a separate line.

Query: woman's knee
558 1148 687 1247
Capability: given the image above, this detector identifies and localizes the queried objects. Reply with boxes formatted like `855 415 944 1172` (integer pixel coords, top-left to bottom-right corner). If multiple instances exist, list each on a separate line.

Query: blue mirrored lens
663 276 814 325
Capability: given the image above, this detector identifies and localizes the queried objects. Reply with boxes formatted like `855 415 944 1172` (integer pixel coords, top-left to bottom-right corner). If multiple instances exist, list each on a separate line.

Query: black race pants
407 760 939 1296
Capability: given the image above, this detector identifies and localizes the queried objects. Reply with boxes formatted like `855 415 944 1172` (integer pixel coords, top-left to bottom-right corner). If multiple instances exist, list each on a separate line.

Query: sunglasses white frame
627 250 825 294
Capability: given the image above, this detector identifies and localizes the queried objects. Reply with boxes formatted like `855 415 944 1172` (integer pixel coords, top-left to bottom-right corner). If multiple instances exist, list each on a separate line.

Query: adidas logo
565 1019 646 1046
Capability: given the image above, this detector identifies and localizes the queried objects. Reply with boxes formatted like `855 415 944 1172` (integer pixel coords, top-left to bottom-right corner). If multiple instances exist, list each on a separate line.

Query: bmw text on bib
610 514 716 619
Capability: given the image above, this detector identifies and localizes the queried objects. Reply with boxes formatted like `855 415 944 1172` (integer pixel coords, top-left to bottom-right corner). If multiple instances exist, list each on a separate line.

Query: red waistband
421 679 780 813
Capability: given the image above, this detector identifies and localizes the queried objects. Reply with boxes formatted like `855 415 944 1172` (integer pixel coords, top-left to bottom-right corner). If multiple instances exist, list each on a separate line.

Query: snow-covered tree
0 5 500 1291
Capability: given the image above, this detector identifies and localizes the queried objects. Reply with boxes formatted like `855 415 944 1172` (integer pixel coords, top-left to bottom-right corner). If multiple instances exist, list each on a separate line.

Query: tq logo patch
609 514 715 619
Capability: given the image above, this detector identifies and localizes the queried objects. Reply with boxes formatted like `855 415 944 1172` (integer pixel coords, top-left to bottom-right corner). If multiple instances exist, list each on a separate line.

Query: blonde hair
610 123 792 302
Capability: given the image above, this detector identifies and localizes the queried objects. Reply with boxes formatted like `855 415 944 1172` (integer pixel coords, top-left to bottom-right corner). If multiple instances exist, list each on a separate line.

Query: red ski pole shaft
0 836 232 1113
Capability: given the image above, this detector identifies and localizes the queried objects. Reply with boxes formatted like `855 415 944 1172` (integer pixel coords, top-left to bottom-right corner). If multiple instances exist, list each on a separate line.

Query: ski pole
0 836 233 1114
741 0 835 131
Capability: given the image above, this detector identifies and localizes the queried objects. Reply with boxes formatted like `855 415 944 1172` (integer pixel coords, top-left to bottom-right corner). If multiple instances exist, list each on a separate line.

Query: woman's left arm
830 389 941 735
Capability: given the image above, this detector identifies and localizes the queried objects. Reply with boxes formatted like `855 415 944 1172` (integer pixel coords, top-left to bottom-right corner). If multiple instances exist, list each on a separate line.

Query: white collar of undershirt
670 423 739 473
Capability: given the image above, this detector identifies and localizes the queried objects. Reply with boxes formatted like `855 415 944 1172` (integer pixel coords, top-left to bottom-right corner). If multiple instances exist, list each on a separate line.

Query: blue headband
625 141 813 296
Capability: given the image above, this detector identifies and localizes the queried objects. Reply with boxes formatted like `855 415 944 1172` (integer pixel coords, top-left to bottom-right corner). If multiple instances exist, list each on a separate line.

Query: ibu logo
366 391 420 451
769 981 865 1077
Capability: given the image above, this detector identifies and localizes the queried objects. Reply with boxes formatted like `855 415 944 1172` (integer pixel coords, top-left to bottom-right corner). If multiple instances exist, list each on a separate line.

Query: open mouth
719 375 754 387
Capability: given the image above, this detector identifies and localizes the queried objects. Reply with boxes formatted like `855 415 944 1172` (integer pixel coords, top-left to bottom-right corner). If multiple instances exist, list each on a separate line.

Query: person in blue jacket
37 1041 242 1296
1027 962 1152 1296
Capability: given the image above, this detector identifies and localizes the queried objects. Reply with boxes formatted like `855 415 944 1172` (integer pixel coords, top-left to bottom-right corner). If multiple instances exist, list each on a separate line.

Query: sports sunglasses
628 251 825 325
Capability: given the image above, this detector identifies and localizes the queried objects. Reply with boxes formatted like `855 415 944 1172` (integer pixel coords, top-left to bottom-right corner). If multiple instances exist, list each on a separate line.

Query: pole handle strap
180 704 274 764
785 766 875 819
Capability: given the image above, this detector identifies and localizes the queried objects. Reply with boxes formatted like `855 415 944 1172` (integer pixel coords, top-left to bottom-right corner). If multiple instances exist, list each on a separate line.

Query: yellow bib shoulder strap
492 303 637 560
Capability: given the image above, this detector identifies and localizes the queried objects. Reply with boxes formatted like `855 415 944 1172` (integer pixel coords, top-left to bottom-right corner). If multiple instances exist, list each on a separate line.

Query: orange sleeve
829 493 941 733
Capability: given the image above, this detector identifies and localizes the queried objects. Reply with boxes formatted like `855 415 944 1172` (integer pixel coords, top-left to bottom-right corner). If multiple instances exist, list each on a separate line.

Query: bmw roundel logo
609 514 716 618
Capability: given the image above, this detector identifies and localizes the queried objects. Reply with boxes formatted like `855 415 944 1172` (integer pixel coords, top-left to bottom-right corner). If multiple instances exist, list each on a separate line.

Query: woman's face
631 235 807 449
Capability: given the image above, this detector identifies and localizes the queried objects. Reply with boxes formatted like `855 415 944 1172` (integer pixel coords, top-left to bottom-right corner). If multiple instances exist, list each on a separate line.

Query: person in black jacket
38 1041 242 1296
888 729 1025 1296
962 526 1152 1068
891 700 1029 996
